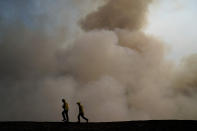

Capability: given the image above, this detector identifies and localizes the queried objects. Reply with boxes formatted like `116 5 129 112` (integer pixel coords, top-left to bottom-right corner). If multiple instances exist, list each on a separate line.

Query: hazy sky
1 0 196 62
0 0 197 121
146 0 197 62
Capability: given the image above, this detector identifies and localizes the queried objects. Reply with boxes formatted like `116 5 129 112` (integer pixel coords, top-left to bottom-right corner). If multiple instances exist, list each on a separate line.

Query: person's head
76 102 80 106
62 99 65 103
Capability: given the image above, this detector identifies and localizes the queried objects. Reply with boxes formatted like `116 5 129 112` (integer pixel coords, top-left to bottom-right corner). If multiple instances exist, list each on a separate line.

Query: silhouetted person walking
77 102 88 123
62 99 69 122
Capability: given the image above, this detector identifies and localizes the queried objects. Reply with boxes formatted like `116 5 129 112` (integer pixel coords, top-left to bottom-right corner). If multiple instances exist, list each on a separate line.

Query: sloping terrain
0 120 197 131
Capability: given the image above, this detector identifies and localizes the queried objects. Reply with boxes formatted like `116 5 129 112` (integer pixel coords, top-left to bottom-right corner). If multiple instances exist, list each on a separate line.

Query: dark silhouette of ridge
0 120 197 131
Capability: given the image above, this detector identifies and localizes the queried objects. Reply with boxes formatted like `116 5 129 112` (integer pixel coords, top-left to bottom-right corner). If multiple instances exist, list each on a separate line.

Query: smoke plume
0 0 197 122
80 0 152 31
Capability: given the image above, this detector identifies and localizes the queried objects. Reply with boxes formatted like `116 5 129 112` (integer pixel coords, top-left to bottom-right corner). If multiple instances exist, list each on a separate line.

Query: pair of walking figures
62 99 88 123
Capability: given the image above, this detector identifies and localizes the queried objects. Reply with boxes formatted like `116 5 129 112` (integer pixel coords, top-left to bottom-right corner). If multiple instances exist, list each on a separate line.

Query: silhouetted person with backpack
77 102 88 123
62 99 69 122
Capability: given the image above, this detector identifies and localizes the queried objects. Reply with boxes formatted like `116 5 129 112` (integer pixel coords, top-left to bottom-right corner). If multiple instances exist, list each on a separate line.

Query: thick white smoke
0 0 197 122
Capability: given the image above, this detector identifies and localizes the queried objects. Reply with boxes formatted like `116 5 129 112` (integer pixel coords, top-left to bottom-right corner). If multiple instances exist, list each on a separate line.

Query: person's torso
63 103 69 111
79 105 84 114
65 103 69 110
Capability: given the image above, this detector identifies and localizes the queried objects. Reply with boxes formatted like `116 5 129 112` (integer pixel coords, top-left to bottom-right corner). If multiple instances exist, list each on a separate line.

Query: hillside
0 120 197 131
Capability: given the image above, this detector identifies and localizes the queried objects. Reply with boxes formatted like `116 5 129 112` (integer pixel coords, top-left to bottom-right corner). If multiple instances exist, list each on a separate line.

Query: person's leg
66 111 69 122
81 114 88 123
77 114 81 123
62 111 66 121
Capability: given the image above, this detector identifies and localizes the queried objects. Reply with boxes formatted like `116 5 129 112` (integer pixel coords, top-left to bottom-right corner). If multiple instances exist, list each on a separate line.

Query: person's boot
62 119 66 122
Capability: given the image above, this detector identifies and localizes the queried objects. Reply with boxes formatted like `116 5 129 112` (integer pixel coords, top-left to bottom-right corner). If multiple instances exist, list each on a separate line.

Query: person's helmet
76 102 80 105
62 99 65 102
